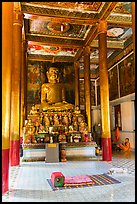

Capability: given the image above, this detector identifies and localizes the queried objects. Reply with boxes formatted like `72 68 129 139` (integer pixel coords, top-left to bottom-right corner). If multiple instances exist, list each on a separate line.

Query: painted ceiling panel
112 2 132 14
29 19 92 39
27 42 78 56
22 2 104 13
90 49 115 59
107 26 132 41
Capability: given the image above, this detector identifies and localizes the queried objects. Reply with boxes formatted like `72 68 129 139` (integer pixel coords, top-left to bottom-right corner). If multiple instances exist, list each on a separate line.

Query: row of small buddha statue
24 107 88 144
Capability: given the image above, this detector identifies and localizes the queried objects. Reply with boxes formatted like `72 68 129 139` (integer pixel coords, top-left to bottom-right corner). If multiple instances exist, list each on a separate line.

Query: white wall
121 101 135 131
92 109 101 126
109 106 115 130
120 101 135 150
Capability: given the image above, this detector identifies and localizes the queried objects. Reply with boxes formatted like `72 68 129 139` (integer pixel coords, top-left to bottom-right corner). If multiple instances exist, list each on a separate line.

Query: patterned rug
47 173 121 191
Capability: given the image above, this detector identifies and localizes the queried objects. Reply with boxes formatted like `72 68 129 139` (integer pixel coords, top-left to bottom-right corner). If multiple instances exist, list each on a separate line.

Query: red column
2 2 13 194
98 20 112 161
9 6 23 166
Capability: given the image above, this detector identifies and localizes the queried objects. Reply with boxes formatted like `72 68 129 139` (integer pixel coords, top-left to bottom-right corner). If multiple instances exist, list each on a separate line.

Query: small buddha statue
25 119 35 134
39 124 45 133
40 66 74 111
24 119 36 143
79 120 88 133
68 112 72 125
74 105 81 115
53 113 60 126
35 121 40 134
43 114 50 128
73 120 78 131
29 105 39 116
63 115 69 127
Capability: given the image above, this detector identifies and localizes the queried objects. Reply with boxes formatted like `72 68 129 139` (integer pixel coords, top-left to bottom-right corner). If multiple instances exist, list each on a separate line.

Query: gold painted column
2 2 13 194
20 38 27 144
74 61 80 107
9 4 23 166
132 2 135 65
98 20 112 161
83 46 92 133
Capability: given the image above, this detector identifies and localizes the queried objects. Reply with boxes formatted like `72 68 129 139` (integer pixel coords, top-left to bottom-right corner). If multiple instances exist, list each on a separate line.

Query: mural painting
119 53 135 97
108 66 119 101
27 62 43 105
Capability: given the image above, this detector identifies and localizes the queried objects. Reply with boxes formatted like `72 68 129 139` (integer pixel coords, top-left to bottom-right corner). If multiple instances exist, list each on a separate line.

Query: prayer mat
47 173 121 191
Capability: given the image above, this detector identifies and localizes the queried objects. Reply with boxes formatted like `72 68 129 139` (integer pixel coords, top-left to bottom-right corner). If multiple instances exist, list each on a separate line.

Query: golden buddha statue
63 115 69 127
43 113 50 127
40 66 74 111
74 105 81 115
79 120 88 133
25 119 35 133
24 119 37 143
29 105 39 116
53 113 60 126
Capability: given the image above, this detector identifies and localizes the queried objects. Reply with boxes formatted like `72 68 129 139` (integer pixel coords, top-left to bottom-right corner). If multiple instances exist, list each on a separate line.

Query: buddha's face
47 67 59 83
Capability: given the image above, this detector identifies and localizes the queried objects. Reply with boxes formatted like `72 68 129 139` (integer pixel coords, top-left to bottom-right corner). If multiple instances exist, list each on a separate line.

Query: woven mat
47 173 121 191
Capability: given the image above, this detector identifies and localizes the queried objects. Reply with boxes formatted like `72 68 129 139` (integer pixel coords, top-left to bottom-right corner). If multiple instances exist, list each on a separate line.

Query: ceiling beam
90 40 124 49
26 34 84 48
98 2 118 20
26 33 83 41
23 13 98 26
28 54 74 62
107 20 132 28
107 14 132 28
74 48 83 61
23 12 132 28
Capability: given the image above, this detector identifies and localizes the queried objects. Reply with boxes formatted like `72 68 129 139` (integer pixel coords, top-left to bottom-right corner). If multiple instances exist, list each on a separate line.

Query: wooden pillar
20 38 27 143
9 4 23 166
98 20 112 161
24 41 28 120
132 2 135 65
83 46 92 133
74 61 80 107
2 2 13 194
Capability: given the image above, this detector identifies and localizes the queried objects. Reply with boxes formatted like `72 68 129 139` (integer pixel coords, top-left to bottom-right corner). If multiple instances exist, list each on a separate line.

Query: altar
59 142 97 162
22 66 97 162
22 141 97 162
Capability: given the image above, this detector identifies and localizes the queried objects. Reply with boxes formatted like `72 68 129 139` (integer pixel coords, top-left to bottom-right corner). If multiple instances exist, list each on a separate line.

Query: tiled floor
2 151 135 202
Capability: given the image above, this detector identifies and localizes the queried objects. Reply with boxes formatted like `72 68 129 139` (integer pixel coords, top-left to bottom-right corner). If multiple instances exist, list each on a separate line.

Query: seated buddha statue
74 105 81 115
40 66 74 111
24 119 36 143
29 104 39 116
